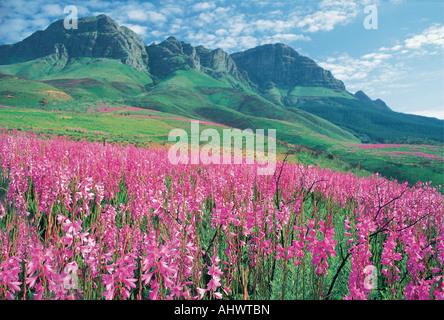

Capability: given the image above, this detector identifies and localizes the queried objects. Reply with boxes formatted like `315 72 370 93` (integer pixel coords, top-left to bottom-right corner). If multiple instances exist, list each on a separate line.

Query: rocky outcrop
146 36 250 86
354 90 391 111
230 43 345 90
0 15 149 71
145 36 200 77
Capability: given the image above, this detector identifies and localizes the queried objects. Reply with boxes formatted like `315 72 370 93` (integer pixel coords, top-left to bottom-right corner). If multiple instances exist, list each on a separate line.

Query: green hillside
39 58 152 85
120 69 360 144
0 54 69 79
296 97 444 143
0 74 72 105
42 78 147 100
0 56 152 84
288 86 354 99
0 57 154 101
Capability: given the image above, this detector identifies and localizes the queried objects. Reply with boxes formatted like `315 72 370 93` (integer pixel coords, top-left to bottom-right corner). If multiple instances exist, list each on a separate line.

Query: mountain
146 36 251 87
229 44 442 143
354 90 391 111
0 14 442 144
231 43 345 90
0 14 148 71
230 43 356 107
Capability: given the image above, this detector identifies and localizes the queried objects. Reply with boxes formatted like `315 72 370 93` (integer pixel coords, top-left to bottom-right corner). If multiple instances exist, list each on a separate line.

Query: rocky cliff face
145 36 200 77
146 36 249 85
0 15 149 71
195 46 237 74
230 43 345 90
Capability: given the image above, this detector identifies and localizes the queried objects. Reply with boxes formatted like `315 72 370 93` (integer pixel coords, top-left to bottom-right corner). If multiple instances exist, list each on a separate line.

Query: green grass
0 107 175 139
0 57 152 86
0 54 69 79
327 143 444 190
0 57 153 102
288 86 354 99
42 78 147 100
296 97 444 143
116 69 359 146
0 74 72 106
40 58 152 85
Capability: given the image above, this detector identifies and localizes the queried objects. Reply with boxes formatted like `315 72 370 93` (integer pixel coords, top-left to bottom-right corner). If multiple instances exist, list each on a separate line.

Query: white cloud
127 10 148 22
159 5 183 17
198 12 215 24
361 52 391 60
41 4 63 17
121 23 148 37
215 28 228 36
254 19 291 33
261 33 311 44
150 30 166 38
404 24 444 50
319 23 444 89
319 0 358 10
297 10 351 32
318 50 399 87
192 2 216 12
146 11 167 24
269 10 283 16
408 109 444 120
236 36 260 49
296 0 360 32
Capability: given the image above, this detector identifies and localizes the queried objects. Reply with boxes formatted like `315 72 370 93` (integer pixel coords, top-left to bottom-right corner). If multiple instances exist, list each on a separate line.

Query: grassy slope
40 58 153 85
0 74 72 106
0 106 372 178
125 70 359 144
0 57 152 101
296 97 444 143
0 54 69 79
42 78 147 100
288 86 354 99
6 103 441 189
329 143 444 190
0 57 152 85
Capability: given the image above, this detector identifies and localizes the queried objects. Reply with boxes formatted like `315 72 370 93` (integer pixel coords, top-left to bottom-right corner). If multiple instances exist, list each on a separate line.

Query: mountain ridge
0 14 442 144
354 90 391 111
0 14 388 110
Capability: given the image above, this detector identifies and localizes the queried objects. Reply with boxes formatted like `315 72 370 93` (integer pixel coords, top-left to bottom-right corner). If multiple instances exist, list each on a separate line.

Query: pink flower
207 278 221 291
208 265 223 278
196 287 207 299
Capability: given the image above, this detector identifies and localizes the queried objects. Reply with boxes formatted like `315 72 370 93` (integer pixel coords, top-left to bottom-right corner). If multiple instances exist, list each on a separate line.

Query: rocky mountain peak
230 43 345 91
146 38 249 85
0 15 149 71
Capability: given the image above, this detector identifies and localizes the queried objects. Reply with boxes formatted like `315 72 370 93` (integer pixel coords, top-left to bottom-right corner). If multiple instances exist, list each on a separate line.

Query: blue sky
0 0 443 119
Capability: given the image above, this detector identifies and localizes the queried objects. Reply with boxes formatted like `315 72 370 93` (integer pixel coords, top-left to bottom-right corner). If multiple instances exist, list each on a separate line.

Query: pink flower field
0 129 443 300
